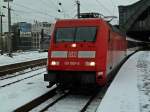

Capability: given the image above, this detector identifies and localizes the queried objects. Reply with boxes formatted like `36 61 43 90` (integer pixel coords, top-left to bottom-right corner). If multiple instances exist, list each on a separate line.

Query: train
44 14 127 88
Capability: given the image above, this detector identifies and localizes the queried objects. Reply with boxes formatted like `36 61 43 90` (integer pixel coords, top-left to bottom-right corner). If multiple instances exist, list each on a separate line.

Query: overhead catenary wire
4 0 117 26
50 0 60 11
40 0 59 12
11 11 35 23
13 8 56 19
12 3 58 18
6 0 82 24
11 8 57 24
12 10 54 23
2 1 66 29
69 6 77 18
95 0 114 16
109 0 116 16
10 6 55 25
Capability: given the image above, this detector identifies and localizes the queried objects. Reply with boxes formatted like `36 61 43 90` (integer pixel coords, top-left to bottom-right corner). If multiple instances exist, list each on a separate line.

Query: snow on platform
0 51 47 66
97 51 150 112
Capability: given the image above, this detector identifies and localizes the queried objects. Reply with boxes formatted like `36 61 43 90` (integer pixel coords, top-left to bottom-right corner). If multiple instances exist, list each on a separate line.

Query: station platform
97 51 150 112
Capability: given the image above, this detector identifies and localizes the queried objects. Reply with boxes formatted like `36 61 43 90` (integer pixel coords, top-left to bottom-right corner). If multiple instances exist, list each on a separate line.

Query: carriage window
75 27 97 42
55 28 75 42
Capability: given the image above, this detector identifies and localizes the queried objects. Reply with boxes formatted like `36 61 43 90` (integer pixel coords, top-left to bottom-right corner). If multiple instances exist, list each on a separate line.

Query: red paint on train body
44 18 127 87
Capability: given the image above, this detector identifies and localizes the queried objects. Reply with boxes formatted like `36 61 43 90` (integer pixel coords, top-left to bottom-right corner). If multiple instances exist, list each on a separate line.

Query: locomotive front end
44 19 106 87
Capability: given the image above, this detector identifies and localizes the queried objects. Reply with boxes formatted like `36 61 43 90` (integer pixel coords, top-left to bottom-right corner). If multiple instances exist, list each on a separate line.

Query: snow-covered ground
0 51 51 112
1 50 149 112
0 51 47 66
0 68 45 87
97 51 150 112
0 68 55 112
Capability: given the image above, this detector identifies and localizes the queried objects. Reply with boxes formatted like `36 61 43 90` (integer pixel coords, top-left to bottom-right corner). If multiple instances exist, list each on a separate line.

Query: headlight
71 43 76 48
90 62 95 66
85 61 96 66
51 61 59 66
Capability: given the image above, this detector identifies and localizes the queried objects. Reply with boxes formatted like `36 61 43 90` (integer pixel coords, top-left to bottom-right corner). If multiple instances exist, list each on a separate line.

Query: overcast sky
0 0 139 31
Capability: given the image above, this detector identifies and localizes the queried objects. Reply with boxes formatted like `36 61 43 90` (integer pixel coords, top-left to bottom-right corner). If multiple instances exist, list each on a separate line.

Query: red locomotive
44 15 127 88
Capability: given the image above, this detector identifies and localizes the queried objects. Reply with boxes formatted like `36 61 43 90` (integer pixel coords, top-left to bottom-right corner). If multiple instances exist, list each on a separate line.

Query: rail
0 58 47 76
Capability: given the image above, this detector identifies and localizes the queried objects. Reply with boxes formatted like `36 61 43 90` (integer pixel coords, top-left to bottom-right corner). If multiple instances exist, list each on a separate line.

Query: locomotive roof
56 18 103 22
55 18 106 27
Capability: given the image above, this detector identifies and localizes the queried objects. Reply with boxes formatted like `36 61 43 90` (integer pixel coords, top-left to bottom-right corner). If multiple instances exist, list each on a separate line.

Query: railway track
79 89 100 112
14 87 106 112
38 91 70 112
0 66 45 80
42 92 99 112
0 68 46 88
14 86 58 112
0 58 47 76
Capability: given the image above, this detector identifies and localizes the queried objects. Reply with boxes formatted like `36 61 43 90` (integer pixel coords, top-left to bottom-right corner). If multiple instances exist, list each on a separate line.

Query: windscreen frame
54 26 98 43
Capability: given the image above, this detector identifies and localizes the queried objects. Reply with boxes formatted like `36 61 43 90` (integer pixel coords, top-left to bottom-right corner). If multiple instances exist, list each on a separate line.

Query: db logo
68 51 77 58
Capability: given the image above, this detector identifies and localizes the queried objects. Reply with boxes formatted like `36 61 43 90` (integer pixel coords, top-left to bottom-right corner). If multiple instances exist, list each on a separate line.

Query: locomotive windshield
55 27 97 42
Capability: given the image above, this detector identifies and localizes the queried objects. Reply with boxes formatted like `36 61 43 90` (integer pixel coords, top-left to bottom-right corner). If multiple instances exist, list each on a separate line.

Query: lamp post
3 0 13 56
0 13 5 55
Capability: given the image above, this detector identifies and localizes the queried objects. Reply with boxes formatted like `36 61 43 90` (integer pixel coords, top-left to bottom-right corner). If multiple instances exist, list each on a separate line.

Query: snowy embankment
97 51 150 112
0 51 47 66
0 68 55 112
